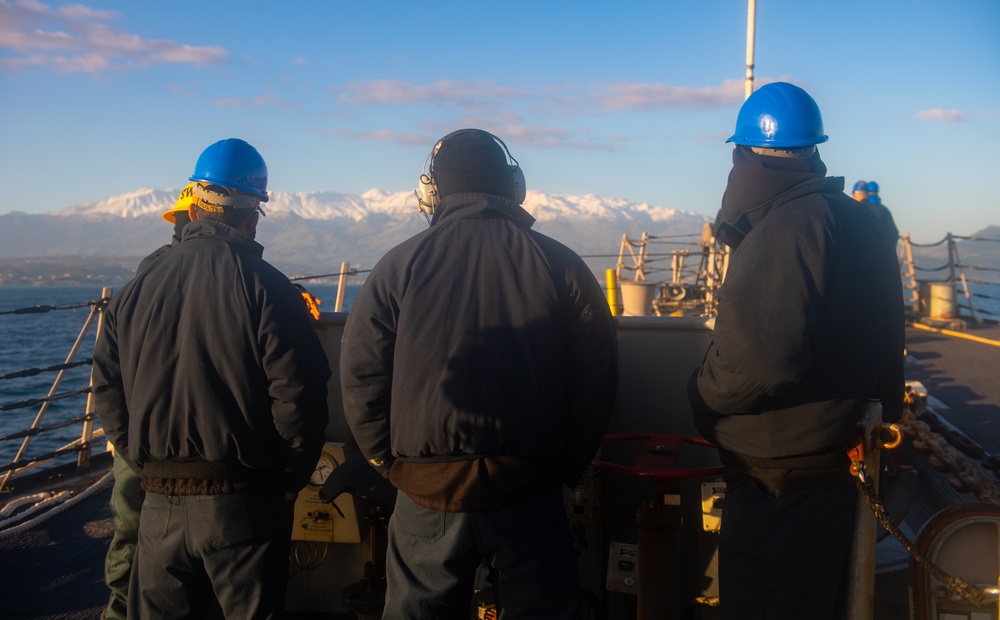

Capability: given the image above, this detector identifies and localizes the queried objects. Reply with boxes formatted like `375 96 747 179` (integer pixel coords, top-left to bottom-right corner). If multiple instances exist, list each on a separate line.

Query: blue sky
1 0 997 243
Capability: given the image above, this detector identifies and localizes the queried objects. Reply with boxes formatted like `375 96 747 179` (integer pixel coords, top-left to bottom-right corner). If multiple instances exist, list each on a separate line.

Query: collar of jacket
431 193 536 229
180 218 265 258
714 146 843 249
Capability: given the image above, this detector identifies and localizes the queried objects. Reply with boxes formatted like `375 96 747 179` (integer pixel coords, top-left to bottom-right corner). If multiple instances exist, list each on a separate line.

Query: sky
1 0 998 243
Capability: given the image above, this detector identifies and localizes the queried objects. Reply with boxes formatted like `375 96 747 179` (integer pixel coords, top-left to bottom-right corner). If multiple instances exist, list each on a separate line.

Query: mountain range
0 188 713 285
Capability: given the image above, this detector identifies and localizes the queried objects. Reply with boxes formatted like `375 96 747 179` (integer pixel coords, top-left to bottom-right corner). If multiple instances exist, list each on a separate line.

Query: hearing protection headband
414 131 525 222
193 184 266 216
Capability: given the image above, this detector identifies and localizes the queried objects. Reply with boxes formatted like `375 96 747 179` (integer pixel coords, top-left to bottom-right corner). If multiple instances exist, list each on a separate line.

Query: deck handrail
0 289 109 491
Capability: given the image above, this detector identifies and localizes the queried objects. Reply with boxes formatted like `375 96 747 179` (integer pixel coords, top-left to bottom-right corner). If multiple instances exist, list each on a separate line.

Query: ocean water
0 283 359 467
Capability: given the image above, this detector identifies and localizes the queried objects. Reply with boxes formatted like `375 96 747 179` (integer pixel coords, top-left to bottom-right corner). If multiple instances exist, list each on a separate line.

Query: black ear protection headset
414 131 526 222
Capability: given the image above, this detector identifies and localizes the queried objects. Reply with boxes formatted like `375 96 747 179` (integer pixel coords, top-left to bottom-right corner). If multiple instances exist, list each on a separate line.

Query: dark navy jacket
340 193 619 486
92 219 331 493
689 147 905 460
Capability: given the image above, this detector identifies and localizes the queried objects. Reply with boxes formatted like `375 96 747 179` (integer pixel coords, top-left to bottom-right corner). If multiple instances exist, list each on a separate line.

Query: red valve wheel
591 433 725 479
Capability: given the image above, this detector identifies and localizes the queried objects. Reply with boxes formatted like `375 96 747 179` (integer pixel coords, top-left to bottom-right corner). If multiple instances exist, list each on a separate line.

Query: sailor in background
688 83 905 620
93 138 330 619
852 179 869 202
853 179 900 247
865 180 900 246
341 128 618 619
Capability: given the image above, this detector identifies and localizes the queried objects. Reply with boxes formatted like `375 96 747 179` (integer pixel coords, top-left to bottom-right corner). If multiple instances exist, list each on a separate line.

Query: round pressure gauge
309 452 337 487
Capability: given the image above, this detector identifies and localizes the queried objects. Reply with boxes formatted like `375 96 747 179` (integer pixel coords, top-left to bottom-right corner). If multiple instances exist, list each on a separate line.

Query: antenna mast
745 0 757 100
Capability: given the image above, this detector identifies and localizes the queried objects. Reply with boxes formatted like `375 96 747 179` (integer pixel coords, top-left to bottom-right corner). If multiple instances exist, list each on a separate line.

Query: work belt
721 450 851 493
141 458 277 496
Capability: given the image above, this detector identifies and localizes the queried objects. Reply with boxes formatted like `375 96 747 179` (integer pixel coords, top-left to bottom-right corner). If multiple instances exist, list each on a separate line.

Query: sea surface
0 284 359 466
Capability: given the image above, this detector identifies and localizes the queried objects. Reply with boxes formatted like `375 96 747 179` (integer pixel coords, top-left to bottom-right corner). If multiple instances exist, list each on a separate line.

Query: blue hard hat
189 138 269 202
867 180 879 193
727 82 829 148
853 180 868 192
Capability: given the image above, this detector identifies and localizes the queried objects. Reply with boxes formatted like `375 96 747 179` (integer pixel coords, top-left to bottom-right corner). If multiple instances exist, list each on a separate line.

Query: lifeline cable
289 268 370 282
0 387 91 413
0 298 107 316
0 414 92 442
0 359 92 381
0 444 86 475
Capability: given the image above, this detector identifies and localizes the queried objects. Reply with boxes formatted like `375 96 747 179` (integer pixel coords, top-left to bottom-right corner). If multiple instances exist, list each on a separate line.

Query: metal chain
855 473 994 607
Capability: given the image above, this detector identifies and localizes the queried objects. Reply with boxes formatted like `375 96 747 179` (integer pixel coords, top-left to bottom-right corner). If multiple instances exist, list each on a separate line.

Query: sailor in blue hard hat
726 81 828 151
188 138 269 235
93 136 331 618
866 181 884 207
852 180 869 203
690 82 905 620
864 180 899 242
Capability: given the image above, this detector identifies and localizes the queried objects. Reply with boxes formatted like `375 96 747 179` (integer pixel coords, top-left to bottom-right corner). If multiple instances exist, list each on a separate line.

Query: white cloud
252 93 298 110
307 127 430 146
315 77 751 151
335 79 529 105
309 120 619 152
593 78 745 111
0 0 227 73
915 108 968 123
333 77 746 115
55 4 117 21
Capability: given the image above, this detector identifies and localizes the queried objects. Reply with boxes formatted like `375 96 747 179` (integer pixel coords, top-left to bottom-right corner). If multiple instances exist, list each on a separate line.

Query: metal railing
0 289 110 491
901 233 1000 323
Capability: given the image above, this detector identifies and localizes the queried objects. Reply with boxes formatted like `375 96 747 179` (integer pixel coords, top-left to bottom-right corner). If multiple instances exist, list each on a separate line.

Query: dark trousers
718 477 857 620
384 484 581 620
129 488 294 619
103 451 145 620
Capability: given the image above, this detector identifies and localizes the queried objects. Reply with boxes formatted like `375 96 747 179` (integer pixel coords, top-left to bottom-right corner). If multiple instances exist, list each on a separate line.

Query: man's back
344 192 617 483
341 129 618 619
98 218 329 485
695 175 904 458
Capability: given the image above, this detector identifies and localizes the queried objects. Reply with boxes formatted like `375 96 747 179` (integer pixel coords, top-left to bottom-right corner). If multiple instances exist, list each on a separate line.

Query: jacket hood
181 218 265 258
431 192 536 229
714 145 834 249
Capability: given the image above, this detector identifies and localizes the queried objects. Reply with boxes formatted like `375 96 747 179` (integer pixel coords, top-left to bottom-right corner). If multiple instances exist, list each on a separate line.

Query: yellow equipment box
291 442 362 543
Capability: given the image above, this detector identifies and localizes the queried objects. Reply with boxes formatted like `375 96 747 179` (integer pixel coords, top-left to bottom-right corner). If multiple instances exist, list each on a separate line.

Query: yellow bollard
605 269 621 316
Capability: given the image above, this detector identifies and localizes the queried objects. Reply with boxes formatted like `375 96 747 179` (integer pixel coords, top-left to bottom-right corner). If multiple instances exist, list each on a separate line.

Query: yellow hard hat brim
165 182 198 223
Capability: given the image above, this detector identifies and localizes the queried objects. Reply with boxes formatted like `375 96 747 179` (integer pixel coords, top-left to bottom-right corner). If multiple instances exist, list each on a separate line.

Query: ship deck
1 321 998 619
874 320 1000 619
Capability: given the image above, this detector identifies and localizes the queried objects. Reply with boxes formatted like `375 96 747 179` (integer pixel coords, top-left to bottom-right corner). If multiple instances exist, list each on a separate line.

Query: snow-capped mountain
1 188 712 279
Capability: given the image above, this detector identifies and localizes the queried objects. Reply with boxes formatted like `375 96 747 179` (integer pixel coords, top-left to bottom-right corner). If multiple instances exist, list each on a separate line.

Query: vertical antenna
745 0 757 100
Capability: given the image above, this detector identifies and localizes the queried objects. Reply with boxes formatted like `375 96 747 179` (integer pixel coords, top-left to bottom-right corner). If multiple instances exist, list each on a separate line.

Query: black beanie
432 129 515 201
